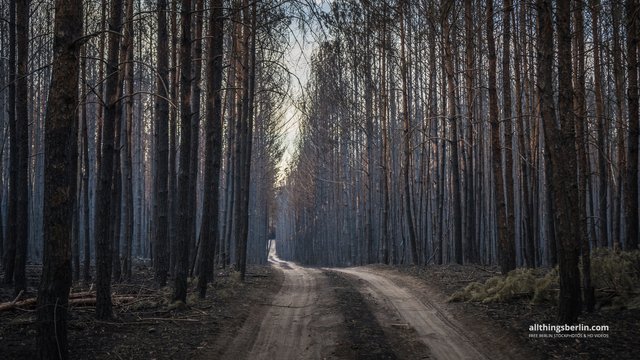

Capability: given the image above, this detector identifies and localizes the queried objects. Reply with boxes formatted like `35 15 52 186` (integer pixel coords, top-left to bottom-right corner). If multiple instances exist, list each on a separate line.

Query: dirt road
216 244 516 360
334 267 487 360
218 244 342 360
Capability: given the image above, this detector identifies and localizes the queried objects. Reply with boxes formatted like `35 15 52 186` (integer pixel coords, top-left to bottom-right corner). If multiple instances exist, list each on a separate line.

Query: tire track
333 267 487 360
220 244 341 360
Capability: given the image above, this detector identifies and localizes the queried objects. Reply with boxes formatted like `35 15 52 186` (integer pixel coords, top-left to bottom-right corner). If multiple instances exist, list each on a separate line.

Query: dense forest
278 0 639 321
0 0 638 358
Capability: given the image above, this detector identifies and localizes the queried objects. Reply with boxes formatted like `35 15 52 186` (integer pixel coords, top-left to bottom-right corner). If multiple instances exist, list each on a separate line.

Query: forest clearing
1 0 639 358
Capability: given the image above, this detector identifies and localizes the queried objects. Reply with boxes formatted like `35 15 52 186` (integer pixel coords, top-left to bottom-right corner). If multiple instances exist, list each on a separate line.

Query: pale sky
276 0 331 179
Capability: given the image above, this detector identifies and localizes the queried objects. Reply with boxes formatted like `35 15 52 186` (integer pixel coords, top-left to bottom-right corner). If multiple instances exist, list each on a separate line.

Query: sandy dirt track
333 267 488 360
218 244 341 360
214 242 521 360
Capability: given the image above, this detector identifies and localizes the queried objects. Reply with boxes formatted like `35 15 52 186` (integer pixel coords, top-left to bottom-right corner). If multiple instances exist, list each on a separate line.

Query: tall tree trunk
380 6 390 264
198 0 224 298
577 0 595 312
0 0 5 270
111 15 128 283
442 0 463 265
233 0 256 281
36 0 82 356
95 0 124 319
538 0 582 323
589 0 608 250
13 0 30 296
4 0 16 285
515 1 535 267
243 0 257 279
121 0 135 281
168 0 179 276
233 0 246 276
188 0 204 275
174 0 193 303
464 0 477 264
82 58 91 284
611 0 625 250
400 0 419 265
364 12 375 264
625 0 639 251
501 0 516 270
154 0 170 287
488 0 514 274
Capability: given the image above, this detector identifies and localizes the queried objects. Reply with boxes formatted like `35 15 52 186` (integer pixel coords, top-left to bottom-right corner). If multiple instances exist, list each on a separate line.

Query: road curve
333 267 488 360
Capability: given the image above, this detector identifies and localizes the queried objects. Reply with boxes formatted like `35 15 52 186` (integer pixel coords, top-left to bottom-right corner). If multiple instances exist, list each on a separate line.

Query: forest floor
396 264 640 359
0 262 283 360
1 258 638 359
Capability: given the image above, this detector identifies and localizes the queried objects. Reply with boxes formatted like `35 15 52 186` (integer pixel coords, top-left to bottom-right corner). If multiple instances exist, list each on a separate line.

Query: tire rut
333 267 487 360
219 248 342 360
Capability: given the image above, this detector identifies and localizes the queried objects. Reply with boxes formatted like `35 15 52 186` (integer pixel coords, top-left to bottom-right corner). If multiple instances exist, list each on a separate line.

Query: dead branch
0 294 136 312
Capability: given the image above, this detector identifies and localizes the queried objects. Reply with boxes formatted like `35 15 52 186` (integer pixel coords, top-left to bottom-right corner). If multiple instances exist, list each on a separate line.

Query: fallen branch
472 265 501 275
68 296 136 307
13 290 24 303
0 294 136 312
0 297 37 311
143 317 201 322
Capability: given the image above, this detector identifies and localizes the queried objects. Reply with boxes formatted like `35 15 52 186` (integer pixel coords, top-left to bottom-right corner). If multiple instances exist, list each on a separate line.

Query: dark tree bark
538 0 582 323
233 0 246 278
95 0 124 319
188 0 204 275
380 5 390 264
168 0 179 275
464 0 477 264
488 0 514 274
13 0 30 295
0 0 5 269
611 0 626 250
174 0 193 303
3 0 16 285
501 0 516 270
111 0 130 284
589 0 607 250
442 0 463 265
577 0 594 312
82 58 91 284
514 0 535 267
154 0 170 287
400 0 419 265
36 0 82 357
625 0 639 251
121 0 135 281
198 0 224 298
234 0 257 281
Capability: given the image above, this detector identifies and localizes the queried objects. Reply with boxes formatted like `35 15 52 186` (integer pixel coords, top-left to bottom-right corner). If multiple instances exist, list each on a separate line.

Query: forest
0 0 639 359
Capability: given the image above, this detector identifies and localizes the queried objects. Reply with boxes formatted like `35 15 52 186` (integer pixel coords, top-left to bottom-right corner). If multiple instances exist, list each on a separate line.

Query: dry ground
2 259 636 359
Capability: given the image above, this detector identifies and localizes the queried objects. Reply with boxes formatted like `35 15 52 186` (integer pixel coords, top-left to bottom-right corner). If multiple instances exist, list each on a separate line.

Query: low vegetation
450 250 640 310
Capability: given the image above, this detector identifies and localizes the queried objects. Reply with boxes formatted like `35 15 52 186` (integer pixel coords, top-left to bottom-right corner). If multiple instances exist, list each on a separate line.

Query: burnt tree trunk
625 0 639 251
488 0 514 274
36 0 82 357
198 0 224 298
154 0 170 287
13 0 30 295
538 0 582 323
95 0 124 319
4 0 16 285
174 0 193 303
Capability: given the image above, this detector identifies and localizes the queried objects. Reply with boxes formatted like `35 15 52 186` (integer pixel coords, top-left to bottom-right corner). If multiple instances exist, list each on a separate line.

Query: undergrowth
449 249 640 309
